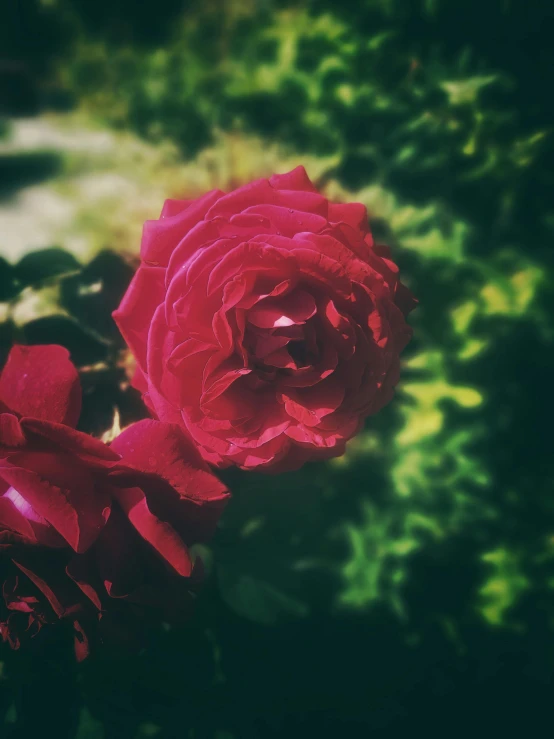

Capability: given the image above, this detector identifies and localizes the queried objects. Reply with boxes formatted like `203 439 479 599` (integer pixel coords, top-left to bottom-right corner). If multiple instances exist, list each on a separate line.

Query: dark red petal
277 243 353 297
0 488 66 547
290 233 380 292
146 304 187 408
93 511 196 620
66 555 103 610
202 361 251 411
141 189 224 266
160 198 194 218
165 220 226 285
131 364 149 394
253 334 291 360
144 383 183 425
111 485 194 576
112 264 166 371
0 345 81 427
263 347 298 370
20 419 120 467
167 338 214 373
110 420 230 508
167 343 212 411
0 457 111 553
269 166 318 192
248 290 317 329
168 285 222 341
328 201 369 232
0 413 26 449
11 560 67 617
284 423 344 448
212 304 236 353
204 177 273 219
394 281 419 316
0 496 38 543
194 405 289 451
240 203 327 237
207 243 295 296
282 377 345 427
319 297 356 359
73 619 91 662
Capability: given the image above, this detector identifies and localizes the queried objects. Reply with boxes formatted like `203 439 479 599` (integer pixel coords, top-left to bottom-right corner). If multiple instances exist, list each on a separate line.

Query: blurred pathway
0 115 337 264
0 115 181 262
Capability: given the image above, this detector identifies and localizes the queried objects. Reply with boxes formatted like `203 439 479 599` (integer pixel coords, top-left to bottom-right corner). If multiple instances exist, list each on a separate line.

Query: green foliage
478 547 530 627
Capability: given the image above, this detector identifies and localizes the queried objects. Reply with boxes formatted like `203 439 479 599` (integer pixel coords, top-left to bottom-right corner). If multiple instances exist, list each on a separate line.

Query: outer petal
92 512 196 621
66 555 103 611
239 203 328 237
328 201 369 232
269 166 318 192
20 419 120 468
281 377 345 427
0 413 26 450
11 560 68 617
141 189 224 266
160 198 194 218
0 496 39 543
204 178 274 219
0 451 111 553
110 420 229 507
0 490 66 547
110 485 193 576
112 265 166 371
11 554 85 619
0 345 81 427
110 420 229 542
144 382 183 425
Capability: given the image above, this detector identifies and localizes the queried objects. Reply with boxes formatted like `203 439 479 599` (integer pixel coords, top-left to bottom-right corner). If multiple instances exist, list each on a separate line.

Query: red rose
114 166 416 472
0 345 229 659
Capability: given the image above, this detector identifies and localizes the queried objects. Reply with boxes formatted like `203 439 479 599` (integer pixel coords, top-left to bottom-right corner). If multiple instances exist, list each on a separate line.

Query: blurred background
1 0 554 736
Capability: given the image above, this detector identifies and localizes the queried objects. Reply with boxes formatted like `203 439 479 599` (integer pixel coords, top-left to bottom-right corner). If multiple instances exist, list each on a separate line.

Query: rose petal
146 304 184 406
204 178 274 219
328 201 369 232
21 418 120 468
110 419 230 510
281 377 345 427
160 198 194 219
0 345 81 427
240 204 327 238
111 485 194 577
252 333 291 360
66 555 103 611
0 455 111 553
141 189 224 266
207 242 295 296
12 559 72 618
248 290 317 329
269 166 318 193
0 495 39 543
112 265 166 371
0 413 26 449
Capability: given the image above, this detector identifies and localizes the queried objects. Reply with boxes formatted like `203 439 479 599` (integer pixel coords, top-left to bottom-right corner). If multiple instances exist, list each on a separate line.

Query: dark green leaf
15 248 80 287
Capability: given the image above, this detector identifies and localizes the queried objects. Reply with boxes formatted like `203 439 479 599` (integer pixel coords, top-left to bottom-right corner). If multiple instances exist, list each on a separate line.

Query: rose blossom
0 345 229 659
114 166 416 472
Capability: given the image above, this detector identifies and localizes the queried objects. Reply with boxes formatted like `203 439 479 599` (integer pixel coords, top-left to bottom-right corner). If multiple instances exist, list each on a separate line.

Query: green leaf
15 248 80 287
217 569 308 626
